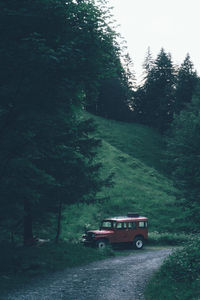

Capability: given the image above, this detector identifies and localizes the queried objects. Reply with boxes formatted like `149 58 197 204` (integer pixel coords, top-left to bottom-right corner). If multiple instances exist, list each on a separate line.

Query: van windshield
100 220 116 229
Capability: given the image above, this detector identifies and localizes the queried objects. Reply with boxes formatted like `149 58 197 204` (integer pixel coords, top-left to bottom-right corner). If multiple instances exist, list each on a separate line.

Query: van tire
133 237 144 249
96 239 107 249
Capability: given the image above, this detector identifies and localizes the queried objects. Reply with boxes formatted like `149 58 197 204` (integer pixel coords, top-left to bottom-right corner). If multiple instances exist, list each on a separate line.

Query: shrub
148 231 189 245
146 236 200 300
161 237 200 282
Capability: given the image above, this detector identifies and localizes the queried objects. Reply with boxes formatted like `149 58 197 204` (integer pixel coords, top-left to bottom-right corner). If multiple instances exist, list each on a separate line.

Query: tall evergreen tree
174 53 198 114
86 34 135 122
165 82 200 230
0 0 115 244
142 47 154 77
134 48 175 132
94 77 133 121
132 48 153 123
123 53 136 89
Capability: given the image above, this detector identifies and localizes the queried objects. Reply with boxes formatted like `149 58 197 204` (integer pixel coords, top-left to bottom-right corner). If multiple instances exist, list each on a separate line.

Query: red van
82 213 148 249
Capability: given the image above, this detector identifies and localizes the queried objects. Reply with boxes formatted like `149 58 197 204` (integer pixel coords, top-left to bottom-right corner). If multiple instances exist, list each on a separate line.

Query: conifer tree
174 53 198 114
165 82 200 230
134 48 175 132
86 50 135 122
0 0 115 244
142 47 154 77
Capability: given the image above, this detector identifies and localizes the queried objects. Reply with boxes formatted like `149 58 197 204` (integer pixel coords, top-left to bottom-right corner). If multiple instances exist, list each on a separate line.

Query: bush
148 231 189 245
161 237 200 282
146 236 200 300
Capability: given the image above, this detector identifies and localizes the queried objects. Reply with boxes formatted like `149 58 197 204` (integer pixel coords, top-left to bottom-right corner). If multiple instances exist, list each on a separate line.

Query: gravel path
4 248 172 300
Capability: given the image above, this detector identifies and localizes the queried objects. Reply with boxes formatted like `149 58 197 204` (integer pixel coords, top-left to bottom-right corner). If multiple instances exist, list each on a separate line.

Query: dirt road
5 248 172 300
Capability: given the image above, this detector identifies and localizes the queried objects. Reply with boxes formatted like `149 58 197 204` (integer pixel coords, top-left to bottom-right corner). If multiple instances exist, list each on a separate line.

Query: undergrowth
145 237 200 300
0 241 114 296
148 231 189 246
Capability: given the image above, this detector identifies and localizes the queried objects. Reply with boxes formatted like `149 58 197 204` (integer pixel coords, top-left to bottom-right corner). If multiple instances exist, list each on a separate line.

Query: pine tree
123 53 136 89
94 77 132 121
142 47 154 77
165 82 200 230
174 53 198 114
0 0 114 244
134 48 175 132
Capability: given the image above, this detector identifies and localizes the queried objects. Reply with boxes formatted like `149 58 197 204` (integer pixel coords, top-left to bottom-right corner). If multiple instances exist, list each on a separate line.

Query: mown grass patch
145 237 200 300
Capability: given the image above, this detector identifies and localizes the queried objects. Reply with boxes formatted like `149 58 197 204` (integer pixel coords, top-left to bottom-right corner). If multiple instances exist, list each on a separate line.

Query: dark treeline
90 46 198 133
87 51 135 122
133 49 198 132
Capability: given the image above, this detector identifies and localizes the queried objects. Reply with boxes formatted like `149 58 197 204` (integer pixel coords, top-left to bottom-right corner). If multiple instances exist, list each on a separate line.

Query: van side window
116 222 124 229
139 221 147 228
128 222 136 229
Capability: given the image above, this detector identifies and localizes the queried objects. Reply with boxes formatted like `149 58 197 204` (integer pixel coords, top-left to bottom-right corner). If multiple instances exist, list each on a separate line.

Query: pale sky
107 0 200 83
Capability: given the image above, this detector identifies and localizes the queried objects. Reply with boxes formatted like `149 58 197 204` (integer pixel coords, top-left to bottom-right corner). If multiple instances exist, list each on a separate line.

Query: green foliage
174 54 198 114
146 237 200 300
165 83 200 230
90 77 133 121
134 50 198 133
134 48 175 132
148 232 190 246
162 238 200 282
61 202 103 241
0 0 119 242
85 10 135 123
142 47 154 76
60 112 185 242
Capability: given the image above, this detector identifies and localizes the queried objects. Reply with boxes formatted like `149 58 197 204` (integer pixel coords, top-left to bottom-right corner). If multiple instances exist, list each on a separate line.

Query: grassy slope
61 112 184 241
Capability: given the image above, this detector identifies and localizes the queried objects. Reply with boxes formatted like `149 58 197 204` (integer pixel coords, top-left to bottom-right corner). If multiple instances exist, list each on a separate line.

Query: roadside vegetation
146 85 200 300
147 232 189 246
0 241 114 296
145 237 200 300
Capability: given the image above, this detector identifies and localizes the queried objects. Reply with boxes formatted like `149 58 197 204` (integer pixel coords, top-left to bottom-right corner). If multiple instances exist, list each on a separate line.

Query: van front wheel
96 239 107 249
133 237 144 249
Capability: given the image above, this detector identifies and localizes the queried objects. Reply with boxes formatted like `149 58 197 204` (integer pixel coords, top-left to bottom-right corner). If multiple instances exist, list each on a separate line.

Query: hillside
62 113 184 241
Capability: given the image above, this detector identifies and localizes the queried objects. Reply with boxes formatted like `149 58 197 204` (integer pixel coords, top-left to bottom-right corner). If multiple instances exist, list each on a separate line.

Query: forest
0 0 200 299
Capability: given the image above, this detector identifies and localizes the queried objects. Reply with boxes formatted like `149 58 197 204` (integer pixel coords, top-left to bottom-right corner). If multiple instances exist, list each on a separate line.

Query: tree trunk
55 198 62 243
24 198 34 246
